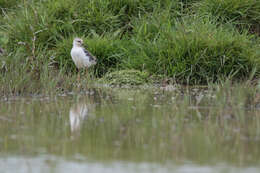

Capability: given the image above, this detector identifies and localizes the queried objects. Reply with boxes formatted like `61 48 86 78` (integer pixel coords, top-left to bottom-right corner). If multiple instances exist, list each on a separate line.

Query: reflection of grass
0 84 260 165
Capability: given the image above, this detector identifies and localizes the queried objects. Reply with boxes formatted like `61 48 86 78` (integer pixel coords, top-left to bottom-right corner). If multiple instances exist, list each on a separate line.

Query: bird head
73 38 83 47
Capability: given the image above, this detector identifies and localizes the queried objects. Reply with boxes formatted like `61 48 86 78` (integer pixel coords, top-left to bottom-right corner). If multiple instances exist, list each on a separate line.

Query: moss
101 70 150 86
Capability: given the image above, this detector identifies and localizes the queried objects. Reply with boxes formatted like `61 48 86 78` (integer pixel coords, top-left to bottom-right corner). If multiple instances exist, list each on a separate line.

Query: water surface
1 87 260 172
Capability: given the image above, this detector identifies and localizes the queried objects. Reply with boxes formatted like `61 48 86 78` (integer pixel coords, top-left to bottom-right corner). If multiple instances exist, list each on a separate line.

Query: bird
70 38 97 81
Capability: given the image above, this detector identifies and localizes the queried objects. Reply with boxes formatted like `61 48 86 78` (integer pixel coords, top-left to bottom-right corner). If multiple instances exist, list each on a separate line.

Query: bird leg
77 72 80 82
75 68 80 82
85 67 88 79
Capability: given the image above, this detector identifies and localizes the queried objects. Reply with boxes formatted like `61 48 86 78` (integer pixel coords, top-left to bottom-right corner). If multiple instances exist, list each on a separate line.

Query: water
0 87 260 173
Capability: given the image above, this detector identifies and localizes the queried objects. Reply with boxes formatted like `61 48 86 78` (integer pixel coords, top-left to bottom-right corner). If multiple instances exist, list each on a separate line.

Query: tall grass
0 0 259 93
196 0 260 35
126 17 259 83
0 0 19 13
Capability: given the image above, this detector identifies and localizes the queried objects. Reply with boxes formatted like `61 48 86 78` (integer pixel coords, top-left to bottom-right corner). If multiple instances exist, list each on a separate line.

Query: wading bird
71 38 97 80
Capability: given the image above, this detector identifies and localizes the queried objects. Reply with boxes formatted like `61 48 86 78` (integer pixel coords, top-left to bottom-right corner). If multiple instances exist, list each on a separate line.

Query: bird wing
83 48 96 61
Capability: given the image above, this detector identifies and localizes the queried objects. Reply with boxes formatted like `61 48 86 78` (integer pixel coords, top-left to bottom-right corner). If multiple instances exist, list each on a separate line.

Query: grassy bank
0 0 260 94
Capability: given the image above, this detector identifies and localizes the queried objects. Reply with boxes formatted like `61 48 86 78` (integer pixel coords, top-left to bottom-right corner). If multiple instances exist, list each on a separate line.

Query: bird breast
71 47 92 68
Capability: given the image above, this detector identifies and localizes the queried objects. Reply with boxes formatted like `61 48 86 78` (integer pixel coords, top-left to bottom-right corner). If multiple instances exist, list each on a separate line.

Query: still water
0 87 260 173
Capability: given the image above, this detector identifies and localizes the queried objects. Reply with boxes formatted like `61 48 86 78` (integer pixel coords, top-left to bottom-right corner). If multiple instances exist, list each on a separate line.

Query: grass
0 0 260 94
195 0 260 35
0 0 18 14
100 70 150 86
124 17 259 84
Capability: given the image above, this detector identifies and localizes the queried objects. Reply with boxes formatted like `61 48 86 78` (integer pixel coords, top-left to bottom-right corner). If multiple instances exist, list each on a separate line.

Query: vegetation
0 0 260 94
196 0 260 34
100 70 150 86
1 1 260 169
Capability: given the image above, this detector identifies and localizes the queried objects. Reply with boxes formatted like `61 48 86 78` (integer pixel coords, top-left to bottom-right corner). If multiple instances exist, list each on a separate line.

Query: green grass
124 17 259 84
0 0 19 13
0 0 260 94
196 0 260 34
100 69 150 86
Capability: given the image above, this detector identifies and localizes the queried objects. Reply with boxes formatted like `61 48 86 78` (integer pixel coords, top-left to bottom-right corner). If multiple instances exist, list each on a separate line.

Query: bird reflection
69 102 88 136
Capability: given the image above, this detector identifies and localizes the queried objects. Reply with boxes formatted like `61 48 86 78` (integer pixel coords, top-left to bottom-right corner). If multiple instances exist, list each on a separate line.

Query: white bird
70 38 97 80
